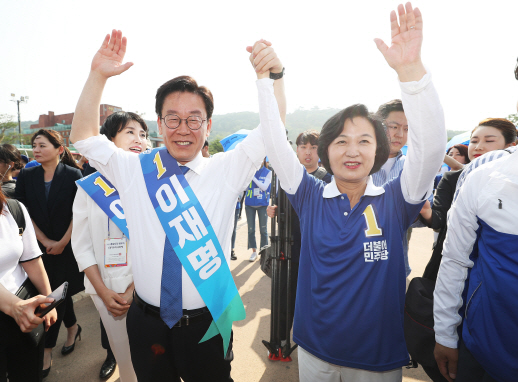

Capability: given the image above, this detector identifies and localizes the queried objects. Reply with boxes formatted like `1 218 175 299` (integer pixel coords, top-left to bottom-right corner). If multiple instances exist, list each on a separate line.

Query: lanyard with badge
104 217 128 268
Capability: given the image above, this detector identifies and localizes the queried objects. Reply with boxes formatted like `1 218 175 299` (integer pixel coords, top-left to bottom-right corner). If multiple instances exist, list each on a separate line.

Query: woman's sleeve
252 171 272 192
19 203 43 262
71 189 98 272
399 72 446 204
426 172 456 230
13 169 27 205
257 79 303 195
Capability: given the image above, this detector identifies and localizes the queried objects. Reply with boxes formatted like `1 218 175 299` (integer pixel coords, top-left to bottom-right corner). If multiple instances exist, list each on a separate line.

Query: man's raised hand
374 2 426 82
91 30 133 79
246 40 283 80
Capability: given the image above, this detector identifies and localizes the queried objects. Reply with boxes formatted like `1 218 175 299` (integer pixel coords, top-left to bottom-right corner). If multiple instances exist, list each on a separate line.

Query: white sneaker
249 252 258 262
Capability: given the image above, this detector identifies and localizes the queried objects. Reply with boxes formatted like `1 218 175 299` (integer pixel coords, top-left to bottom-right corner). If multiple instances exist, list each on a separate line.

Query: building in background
30 104 122 147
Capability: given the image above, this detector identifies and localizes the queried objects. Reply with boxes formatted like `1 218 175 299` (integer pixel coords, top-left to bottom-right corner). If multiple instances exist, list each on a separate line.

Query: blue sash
139 148 245 355
76 172 129 238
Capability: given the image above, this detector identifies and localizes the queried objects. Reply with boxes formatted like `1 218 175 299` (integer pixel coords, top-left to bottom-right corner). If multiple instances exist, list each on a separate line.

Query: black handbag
15 278 46 347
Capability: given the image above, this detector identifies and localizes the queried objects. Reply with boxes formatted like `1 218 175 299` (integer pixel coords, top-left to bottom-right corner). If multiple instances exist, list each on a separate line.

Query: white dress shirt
72 188 134 295
0 202 41 293
74 131 264 309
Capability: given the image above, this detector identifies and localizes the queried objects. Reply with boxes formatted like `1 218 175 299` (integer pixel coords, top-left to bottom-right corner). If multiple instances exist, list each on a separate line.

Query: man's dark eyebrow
165 109 203 116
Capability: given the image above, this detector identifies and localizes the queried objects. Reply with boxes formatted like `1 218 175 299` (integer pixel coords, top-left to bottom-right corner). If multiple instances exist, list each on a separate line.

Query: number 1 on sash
93 176 116 197
153 151 167 179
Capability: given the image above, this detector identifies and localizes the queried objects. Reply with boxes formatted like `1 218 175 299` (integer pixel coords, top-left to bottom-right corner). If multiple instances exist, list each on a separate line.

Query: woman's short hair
447 144 470 164
0 144 24 170
100 111 148 141
155 75 214 120
318 104 390 176
471 118 517 145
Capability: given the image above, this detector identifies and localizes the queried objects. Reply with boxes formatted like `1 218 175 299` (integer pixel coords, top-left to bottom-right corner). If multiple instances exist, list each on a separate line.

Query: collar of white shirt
322 175 385 199
178 151 208 175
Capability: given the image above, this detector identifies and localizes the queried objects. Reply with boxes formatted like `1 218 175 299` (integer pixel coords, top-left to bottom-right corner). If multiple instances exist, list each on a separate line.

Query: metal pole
17 100 22 145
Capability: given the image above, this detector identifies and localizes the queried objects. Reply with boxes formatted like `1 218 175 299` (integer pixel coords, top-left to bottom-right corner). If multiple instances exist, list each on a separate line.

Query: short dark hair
318 104 390 176
100 111 148 141
296 130 320 146
375 99 404 121
472 118 517 145
155 76 214 119
447 144 470 164
203 139 209 148
0 144 24 170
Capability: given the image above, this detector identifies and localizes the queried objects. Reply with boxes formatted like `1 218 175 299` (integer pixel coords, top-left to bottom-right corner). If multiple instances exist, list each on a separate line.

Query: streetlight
10 94 29 145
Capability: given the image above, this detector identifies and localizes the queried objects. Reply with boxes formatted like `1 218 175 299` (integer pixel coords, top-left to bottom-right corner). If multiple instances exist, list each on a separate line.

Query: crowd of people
0 2 517 382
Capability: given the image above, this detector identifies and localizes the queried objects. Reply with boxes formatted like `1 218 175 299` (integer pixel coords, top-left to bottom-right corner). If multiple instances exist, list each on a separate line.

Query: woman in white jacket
72 112 148 382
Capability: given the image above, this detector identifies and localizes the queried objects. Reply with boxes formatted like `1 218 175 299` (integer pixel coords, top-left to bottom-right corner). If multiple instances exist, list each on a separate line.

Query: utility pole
10 94 29 145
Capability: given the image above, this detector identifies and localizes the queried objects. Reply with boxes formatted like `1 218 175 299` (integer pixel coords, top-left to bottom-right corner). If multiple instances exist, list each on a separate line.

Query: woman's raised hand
374 2 426 82
91 30 133 79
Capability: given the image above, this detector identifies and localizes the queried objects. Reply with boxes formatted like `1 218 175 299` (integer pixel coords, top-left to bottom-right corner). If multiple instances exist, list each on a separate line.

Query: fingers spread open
374 38 389 55
398 4 407 33
101 34 110 50
119 36 128 57
405 2 416 29
390 10 399 39
107 29 117 50
113 30 122 54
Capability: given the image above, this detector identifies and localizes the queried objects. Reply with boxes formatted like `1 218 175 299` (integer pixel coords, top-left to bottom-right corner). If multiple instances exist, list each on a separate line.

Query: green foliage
507 113 518 126
0 114 18 143
209 140 224 155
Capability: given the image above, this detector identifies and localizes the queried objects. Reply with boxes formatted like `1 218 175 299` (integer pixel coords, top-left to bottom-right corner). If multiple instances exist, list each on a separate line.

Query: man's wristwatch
269 67 285 80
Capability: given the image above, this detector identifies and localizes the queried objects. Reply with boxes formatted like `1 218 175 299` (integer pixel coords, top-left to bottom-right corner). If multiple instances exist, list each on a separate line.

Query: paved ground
45 218 435 382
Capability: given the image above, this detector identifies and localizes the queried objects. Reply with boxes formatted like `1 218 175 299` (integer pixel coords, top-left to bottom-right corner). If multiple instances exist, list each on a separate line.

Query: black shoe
231 250 237 261
99 354 117 380
42 353 52 379
61 324 82 355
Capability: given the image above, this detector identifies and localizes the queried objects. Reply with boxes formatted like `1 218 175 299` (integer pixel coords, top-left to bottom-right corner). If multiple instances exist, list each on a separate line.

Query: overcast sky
1 0 517 132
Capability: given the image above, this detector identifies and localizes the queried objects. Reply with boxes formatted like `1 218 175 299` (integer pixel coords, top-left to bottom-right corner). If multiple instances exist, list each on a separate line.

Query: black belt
133 291 211 327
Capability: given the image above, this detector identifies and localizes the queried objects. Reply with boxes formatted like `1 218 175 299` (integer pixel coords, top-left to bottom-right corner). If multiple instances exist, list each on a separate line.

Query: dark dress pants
456 340 498 382
0 311 44 382
126 301 233 382
44 294 76 348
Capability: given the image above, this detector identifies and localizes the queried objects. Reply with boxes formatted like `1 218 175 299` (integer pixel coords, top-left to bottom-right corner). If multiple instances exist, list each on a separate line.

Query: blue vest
245 167 271 207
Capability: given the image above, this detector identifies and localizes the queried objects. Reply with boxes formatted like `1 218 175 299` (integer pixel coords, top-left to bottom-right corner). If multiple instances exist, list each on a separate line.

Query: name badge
254 188 262 197
104 238 128 268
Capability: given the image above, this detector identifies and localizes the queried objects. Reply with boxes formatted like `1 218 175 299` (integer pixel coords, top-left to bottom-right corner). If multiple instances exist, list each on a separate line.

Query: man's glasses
161 114 206 130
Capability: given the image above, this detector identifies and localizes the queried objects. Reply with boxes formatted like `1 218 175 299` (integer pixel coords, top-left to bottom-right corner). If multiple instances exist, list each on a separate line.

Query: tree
209 139 224 155
507 113 518 126
0 114 17 143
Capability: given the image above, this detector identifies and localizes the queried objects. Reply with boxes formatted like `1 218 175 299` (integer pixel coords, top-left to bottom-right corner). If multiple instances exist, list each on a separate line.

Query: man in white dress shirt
70 30 285 381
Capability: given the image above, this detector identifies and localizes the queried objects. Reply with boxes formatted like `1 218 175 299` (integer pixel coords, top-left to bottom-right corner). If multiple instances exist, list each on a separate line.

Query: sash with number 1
139 147 245 355
76 172 129 238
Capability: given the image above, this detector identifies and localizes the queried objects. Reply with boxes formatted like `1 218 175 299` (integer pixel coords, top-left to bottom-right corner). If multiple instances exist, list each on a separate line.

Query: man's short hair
100 111 149 141
296 130 320 146
375 99 404 121
203 139 209 148
318 104 390 176
155 76 214 119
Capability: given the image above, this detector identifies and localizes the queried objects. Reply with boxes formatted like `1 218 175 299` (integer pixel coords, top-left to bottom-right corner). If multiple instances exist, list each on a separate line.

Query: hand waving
91 30 133 79
374 2 426 82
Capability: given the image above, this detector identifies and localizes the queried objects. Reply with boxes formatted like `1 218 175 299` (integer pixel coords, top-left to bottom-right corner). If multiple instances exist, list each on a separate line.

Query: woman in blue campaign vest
253 4 446 381
245 159 271 262
72 112 148 382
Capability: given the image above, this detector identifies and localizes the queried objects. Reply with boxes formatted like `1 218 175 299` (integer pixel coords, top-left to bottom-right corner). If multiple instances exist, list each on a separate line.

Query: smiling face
32 135 63 165
112 120 147 154
447 147 467 164
158 91 212 164
468 126 510 161
296 141 319 172
384 111 408 158
327 116 377 185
